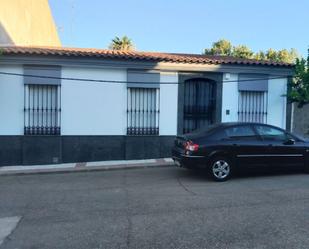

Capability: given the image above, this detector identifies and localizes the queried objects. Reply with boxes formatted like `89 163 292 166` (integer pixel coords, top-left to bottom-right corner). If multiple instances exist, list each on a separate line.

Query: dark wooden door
183 78 215 134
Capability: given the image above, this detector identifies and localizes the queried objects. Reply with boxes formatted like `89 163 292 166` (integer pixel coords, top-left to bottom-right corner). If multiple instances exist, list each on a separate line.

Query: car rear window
185 124 223 140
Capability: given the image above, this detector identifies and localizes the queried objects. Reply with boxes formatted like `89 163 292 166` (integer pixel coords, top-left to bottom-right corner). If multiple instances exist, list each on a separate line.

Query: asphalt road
0 166 309 249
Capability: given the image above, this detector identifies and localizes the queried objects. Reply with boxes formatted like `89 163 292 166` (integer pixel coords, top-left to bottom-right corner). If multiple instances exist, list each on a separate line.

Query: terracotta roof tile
0 46 293 67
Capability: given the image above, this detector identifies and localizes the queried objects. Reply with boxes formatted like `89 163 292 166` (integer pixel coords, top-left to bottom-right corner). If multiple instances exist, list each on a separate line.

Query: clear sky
49 0 309 57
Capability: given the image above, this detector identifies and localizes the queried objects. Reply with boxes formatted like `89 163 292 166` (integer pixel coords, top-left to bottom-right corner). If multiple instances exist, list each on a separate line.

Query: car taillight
185 141 199 152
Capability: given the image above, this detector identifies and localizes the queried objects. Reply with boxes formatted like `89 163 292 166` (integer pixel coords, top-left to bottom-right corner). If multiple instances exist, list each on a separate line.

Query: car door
253 124 305 167
223 125 266 167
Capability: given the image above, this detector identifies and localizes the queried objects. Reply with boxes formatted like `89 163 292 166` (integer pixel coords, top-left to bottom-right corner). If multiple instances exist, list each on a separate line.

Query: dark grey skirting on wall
0 136 23 166
0 135 175 166
62 136 126 163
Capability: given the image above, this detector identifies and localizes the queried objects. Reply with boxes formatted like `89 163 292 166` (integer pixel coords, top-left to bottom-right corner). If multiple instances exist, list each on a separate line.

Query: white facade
221 73 239 123
61 67 127 135
61 68 180 136
0 64 289 136
159 72 178 135
221 73 287 129
0 64 24 135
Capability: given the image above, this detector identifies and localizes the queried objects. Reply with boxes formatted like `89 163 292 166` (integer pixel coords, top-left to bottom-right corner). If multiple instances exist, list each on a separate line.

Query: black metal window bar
183 79 215 134
127 88 160 135
238 91 267 123
24 84 61 135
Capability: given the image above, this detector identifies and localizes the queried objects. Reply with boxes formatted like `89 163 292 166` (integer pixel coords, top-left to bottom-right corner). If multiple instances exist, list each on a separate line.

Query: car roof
183 122 305 142
184 122 281 137
186 122 266 136
219 122 271 127
183 122 257 139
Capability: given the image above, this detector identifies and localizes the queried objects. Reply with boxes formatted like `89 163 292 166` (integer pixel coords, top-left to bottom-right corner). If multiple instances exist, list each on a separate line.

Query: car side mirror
283 138 295 145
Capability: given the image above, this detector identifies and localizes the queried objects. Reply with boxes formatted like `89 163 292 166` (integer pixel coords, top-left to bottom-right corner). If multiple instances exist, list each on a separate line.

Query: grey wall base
0 135 175 166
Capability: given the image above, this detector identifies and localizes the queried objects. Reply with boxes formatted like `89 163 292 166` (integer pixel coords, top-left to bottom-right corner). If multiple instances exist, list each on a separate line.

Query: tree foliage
204 39 232 56
232 45 254 59
253 51 267 61
109 36 134 51
287 49 309 107
204 39 298 63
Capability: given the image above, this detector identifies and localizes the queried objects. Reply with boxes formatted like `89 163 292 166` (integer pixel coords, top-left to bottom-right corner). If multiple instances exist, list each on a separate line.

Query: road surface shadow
174 166 306 182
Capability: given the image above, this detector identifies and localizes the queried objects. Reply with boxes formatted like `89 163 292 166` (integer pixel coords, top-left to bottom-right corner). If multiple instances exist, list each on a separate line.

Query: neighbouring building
0 46 293 166
0 0 60 46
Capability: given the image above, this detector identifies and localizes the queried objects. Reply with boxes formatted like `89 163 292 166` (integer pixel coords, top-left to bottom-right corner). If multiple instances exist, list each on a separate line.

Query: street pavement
0 166 309 249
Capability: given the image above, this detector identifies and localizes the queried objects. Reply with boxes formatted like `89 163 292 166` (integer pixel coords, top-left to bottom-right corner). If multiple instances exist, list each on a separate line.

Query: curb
0 158 175 176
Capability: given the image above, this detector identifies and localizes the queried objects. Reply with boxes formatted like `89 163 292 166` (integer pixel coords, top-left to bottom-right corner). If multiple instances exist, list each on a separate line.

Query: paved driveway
0 167 309 249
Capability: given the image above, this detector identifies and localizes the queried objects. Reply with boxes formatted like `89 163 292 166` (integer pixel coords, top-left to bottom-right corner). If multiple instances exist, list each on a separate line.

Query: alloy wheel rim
212 160 230 179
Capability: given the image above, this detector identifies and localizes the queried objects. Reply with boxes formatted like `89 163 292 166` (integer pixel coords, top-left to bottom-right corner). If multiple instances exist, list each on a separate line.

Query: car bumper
172 151 207 169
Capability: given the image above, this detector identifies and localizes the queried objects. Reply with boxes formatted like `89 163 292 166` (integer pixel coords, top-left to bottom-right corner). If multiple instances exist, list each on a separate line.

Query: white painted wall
0 65 288 136
221 73 239 122
61 67 127 135
267 77 287 129
221 73 287 129
159 72 178 135
0 65 24 135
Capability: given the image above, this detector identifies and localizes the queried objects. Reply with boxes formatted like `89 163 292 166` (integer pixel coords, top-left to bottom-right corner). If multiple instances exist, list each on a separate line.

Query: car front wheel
209 157 232 182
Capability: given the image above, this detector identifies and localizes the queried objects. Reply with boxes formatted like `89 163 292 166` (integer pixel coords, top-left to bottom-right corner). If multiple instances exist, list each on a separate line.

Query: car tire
209 156 232 182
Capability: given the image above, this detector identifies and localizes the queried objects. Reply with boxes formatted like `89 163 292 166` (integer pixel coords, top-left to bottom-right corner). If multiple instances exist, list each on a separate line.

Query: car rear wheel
209 157 232 182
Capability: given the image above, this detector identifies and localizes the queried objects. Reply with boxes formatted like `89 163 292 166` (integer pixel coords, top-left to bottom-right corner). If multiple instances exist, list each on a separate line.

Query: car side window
224 125 257 141
255 125 287 141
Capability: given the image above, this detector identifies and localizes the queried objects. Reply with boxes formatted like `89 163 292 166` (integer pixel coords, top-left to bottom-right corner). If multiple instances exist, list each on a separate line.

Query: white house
0 46 293 166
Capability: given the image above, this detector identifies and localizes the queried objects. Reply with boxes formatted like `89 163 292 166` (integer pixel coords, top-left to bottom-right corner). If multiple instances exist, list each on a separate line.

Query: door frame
177 72 223 135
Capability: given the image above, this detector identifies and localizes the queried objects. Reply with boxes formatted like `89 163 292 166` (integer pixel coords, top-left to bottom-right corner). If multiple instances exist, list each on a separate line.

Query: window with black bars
238 91 267 123
24 84 61 135
127 88 160 135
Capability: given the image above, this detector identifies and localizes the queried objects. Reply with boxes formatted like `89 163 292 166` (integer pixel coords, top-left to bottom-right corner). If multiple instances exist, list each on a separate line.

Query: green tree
232 45 254 59
277 48 298 64
204 39 232 56
203 39 298 63
265 48 278 61
109 36 134 51
263 48 298 63
287 49 309 107
253 51 267 61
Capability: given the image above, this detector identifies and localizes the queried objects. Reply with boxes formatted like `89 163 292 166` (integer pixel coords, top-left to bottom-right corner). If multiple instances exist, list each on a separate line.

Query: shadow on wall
0 22 14 45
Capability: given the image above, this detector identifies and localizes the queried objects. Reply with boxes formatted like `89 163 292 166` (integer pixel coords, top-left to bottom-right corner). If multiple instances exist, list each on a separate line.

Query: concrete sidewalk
0 158 175 176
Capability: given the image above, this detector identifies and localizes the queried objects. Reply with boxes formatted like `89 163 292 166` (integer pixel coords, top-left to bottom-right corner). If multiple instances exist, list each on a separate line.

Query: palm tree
109 36 135 51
